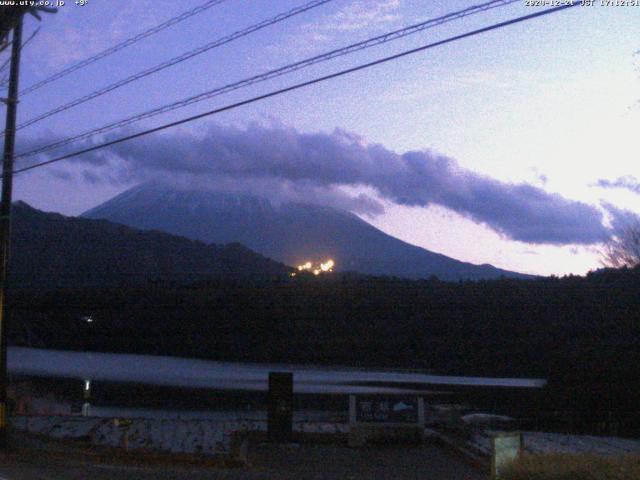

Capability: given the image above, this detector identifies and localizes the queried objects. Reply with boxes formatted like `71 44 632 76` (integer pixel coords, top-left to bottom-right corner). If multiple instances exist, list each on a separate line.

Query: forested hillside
9 201 290 287
7 267 638 374
7 265 639 432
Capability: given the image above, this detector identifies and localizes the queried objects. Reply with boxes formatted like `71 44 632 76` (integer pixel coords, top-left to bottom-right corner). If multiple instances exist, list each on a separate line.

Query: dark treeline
7 266 640 432
9 201 291 288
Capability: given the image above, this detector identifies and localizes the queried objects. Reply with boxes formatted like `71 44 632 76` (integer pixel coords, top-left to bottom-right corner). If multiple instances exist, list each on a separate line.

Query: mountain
83 183 529 281
9 201 290 288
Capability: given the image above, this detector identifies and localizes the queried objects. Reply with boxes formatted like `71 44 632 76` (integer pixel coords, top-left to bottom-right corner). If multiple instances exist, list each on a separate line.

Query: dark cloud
48 169 74 181
81 170 103 185
160 174 386 216
602 202 640 234
595 176 640 195
26 122 611 245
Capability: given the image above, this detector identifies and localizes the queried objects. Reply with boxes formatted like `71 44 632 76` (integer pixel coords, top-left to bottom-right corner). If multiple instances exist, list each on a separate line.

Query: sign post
81 379 91 417
268 372 293 442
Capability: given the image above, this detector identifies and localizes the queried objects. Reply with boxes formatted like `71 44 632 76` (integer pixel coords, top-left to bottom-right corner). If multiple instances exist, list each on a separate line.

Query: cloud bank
596 176 640 195
23 122 611 245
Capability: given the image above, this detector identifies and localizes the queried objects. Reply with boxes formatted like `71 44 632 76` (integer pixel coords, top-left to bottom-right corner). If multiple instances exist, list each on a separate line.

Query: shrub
500 454 640 480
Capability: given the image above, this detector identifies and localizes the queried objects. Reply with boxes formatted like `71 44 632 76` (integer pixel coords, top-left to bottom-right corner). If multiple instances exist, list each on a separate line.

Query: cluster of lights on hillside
291 259 335 276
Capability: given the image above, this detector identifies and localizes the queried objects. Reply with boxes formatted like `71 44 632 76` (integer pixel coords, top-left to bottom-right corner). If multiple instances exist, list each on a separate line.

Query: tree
602 223 640 268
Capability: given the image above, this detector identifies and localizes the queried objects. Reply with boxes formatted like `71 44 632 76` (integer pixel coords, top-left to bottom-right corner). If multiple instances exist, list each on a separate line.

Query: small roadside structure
491 432 523 479
348 394 425 447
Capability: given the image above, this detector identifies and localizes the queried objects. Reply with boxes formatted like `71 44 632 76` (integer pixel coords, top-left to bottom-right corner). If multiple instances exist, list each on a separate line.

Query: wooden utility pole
0 13 23 448
0 5 56 448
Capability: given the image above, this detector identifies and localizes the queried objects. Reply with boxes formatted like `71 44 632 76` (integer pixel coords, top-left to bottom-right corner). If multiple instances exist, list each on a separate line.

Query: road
0 441 486 479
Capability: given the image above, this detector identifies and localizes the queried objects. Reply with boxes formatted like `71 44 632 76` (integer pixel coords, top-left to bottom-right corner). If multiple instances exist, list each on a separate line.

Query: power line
0 40 12 56
9 0 335 134
16 0 519 160
0 26 39 87
18 0 229 97
0 54 13 79
7 3 579 178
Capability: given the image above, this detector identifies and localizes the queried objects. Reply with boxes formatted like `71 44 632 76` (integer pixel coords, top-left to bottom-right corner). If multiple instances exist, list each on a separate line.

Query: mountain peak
83 183 530 281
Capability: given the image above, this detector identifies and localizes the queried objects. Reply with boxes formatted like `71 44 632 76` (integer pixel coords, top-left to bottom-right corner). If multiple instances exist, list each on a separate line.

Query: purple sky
2 0 639 275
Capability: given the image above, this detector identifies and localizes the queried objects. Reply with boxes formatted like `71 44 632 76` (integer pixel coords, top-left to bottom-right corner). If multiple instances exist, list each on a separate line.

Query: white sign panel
492 432 522 479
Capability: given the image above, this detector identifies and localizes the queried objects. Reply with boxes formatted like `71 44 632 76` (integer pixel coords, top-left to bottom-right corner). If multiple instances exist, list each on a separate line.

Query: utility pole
0 13 23 449
0 5 56 448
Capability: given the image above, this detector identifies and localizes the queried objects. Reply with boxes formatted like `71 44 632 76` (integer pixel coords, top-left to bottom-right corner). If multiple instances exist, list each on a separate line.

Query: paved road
1 442 486 480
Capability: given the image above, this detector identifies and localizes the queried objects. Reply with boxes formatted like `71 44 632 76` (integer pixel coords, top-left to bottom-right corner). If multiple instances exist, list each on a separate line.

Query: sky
1 0 639 276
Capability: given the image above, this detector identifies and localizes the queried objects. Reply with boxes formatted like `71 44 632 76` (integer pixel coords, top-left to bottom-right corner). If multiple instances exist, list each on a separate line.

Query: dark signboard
354 395 419 424
268 372 293 442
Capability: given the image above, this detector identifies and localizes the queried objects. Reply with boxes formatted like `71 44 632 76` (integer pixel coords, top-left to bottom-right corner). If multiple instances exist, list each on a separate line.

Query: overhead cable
9 0 334 133
16 0 519 159
8 3 579 177
19 0 230 96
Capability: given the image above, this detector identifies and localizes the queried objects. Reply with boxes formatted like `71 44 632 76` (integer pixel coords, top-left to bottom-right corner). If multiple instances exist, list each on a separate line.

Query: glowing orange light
320 259 334 272
297 259 336 275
